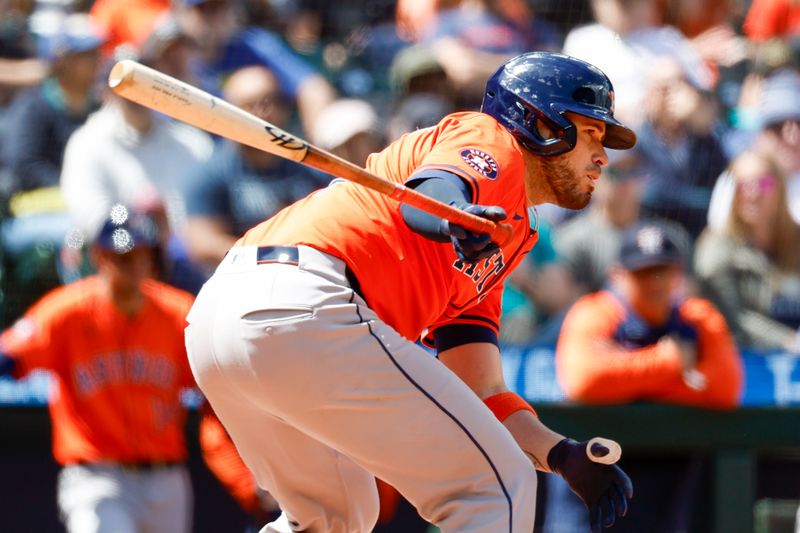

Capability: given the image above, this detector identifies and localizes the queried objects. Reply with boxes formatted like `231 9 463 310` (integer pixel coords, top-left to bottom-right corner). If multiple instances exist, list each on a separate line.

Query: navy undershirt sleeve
401 171 472 242
434 324 499 353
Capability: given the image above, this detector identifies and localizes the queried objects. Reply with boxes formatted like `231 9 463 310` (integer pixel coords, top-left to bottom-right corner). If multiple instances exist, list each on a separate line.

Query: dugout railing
1 403 799 533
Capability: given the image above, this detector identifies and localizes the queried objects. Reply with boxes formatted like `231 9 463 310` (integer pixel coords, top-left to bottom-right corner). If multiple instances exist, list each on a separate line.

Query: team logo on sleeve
460 148 499 179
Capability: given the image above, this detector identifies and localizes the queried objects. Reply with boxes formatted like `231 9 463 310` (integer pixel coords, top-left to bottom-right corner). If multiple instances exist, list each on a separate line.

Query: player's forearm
502 409 564 472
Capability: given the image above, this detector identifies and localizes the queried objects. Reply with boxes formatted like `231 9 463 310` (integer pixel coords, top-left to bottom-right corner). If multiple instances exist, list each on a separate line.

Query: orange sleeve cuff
484 392 537 422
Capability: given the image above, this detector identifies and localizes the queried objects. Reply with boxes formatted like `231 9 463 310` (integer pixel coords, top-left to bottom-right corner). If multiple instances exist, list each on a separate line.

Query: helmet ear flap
517 101 577 156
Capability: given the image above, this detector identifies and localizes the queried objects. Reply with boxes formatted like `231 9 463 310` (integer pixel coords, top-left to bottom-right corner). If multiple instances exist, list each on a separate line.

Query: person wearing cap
171 0 336 137
696 150 800 353
59 15 213 293
311 98 384 166
631 56 728 241
0 205 197 533
181 65 330 273
0 12 106 322
557 220 742 408
551 220 742 532
708 68 800 229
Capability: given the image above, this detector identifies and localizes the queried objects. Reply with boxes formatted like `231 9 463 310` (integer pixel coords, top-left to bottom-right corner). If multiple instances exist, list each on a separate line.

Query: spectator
554 149 649 295
181 65 330 272
1 13 104 251
743 0 800 42
557 220 742 408
385 92 455 142
0 207 197 533
696 150 800 353
709 68 800 227
60 46 213 247
0 12 105 323
635 56 728 240
172 0 336 136
388 43 452 103
90 0 170 57
0 0 45 113
311 98 383 165
418 0 562 107
563 0 715 128
550 220 743 533
59 20 213 293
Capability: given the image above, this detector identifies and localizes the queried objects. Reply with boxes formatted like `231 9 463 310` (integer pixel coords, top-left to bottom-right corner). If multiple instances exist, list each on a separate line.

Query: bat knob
586 437 622 465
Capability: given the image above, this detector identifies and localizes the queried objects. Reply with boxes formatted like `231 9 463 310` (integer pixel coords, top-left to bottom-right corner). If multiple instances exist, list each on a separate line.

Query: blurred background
0 0 798 532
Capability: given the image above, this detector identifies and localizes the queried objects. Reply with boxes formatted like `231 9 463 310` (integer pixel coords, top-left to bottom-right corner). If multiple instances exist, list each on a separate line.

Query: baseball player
0 207 197 533
186 52 636 533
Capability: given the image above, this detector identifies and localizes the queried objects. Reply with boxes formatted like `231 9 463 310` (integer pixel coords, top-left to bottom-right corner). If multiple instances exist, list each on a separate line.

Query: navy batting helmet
481 51 636 156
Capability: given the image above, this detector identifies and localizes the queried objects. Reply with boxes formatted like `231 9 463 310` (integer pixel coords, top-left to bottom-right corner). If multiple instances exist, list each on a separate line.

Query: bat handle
586 437 622 465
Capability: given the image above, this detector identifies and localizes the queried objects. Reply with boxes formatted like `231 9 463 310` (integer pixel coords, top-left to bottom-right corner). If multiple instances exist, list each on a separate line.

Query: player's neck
102 279 146 317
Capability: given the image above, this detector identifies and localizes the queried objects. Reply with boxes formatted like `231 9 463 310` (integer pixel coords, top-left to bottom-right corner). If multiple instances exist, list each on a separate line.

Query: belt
76 460 183 472
255 246 365 301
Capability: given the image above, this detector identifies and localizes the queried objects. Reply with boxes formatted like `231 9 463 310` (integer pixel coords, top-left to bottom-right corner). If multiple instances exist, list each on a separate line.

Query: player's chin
557 189 593 210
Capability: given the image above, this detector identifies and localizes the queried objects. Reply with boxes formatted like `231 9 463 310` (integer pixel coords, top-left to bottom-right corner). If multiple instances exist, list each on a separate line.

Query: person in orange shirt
90 0 171 57
556 220 743 408
186 51 637 533
553 220 743 533
0 206 197 533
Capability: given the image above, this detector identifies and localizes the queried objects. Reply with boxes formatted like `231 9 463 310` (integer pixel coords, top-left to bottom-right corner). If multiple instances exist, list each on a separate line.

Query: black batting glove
547 438 634 533
441 204 507 262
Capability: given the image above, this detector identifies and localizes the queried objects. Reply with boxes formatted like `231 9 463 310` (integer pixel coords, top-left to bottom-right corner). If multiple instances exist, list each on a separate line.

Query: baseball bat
108 60 512 245
587 437 622 465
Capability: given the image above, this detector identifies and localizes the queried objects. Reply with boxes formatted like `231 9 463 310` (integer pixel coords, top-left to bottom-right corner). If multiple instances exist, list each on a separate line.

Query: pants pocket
241 306 314 323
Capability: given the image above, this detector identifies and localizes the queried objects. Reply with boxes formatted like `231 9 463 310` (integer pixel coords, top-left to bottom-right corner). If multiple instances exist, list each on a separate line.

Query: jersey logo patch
460 148 499 179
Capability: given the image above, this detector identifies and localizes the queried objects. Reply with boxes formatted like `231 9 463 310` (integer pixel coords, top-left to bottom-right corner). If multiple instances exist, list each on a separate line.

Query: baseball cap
35 13 106 62
618 221 685 271
312 99 379 151
139 14 189 64
757 69 800 128
389 44 445 92
94 205 160 254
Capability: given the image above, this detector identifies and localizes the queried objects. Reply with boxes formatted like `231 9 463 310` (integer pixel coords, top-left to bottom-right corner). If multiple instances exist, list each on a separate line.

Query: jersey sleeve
652 299 743 409
0 295 64 377
198 404 260 514
408 113 527 210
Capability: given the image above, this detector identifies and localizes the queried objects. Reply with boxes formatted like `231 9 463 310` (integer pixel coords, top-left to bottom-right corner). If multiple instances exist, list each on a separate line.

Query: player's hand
442 204 507 262
547 438 633 533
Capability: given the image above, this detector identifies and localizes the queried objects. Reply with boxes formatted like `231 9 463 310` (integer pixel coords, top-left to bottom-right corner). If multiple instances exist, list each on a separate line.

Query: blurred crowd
0 0 799 531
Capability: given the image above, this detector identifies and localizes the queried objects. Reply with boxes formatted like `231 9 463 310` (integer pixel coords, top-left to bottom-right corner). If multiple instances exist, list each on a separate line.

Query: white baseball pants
57 463 191 533
185 245 537 533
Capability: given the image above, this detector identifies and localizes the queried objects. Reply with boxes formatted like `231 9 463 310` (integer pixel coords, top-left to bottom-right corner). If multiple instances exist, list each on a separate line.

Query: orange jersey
0 276 196 465
238 112 539 342
556 291 743 409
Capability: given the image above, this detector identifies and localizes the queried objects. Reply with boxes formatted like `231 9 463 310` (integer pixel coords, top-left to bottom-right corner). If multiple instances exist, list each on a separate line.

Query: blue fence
1 346 799 406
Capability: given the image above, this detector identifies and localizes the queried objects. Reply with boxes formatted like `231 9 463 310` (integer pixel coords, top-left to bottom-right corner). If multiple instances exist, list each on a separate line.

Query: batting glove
547 438 634 533
442 204 507 263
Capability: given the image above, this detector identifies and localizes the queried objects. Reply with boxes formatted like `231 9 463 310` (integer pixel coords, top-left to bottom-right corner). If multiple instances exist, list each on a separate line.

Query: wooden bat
108 60 512 245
